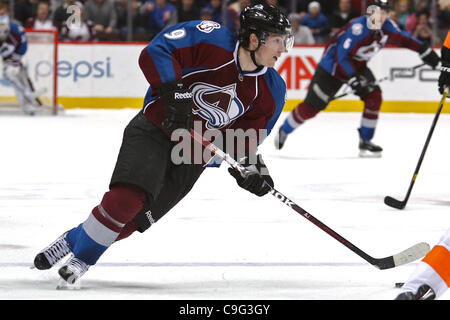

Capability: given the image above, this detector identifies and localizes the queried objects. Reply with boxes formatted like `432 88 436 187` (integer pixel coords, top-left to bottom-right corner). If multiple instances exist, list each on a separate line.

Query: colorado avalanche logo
355 35 388 61
190 82 245 129
196 21 221 33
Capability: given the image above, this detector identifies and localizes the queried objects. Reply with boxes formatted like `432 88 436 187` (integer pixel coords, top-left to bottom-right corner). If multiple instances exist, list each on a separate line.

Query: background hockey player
0 3 42 115
274 0 440 157
33 3 293 285
395 30 450 301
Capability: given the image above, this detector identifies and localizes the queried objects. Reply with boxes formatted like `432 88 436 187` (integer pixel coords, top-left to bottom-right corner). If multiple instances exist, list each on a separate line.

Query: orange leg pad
422 245 450 287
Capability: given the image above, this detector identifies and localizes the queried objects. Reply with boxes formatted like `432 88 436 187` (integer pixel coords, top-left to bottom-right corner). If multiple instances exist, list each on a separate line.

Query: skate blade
56 278 81 290
359 150 382 158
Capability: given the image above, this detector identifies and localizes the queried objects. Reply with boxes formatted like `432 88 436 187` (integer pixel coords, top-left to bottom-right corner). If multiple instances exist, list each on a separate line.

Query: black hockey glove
418 44 440 69
228 154 274 197
159 81 193 133
438 63 450 95
0 42 15 59
348 73 369 97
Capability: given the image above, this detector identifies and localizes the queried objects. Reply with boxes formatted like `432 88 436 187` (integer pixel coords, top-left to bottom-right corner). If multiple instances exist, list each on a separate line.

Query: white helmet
0 15 10 41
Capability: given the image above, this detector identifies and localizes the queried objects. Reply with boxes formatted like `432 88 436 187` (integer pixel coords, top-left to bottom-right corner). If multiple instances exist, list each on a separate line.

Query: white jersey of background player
0 6 42 115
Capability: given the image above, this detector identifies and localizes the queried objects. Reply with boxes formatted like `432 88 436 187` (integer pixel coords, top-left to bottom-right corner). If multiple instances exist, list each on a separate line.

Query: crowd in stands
6 0 450 43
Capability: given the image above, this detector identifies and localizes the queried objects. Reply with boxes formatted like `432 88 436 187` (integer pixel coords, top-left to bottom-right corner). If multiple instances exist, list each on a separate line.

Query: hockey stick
26 75 44 107
332 63 426 101
190 129 430 270
384 87 449 209
331 76 388 100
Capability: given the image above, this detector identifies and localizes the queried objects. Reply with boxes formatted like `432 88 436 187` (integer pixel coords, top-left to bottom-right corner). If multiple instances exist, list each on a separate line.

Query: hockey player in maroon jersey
33 3 294 285
274 0 440 157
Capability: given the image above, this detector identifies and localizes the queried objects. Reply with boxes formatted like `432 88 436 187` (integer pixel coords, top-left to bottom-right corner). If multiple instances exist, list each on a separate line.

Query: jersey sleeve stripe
422 245 450 287
139 48 163 88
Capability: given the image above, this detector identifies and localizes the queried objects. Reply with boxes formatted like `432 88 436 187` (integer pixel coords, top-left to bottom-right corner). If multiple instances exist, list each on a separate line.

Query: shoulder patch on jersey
352 23 363 36
196 20 221 33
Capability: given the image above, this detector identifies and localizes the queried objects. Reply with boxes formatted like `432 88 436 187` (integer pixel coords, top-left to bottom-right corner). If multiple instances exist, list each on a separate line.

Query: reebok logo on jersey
174 92 192 99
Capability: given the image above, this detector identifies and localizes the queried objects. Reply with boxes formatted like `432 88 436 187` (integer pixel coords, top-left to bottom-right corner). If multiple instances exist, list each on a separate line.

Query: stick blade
392 242 430 268
374 242 430 270
384 196 406 209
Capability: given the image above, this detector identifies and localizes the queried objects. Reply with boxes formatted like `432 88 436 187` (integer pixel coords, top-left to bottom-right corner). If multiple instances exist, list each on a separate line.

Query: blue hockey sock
65 221 110 266
359 127 375 142
63 187 146 266
281 119 295 134
65 225 81 249
72 227 108 265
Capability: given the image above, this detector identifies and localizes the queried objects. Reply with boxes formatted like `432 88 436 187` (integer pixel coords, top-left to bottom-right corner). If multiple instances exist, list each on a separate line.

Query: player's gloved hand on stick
347 73 368 96
0 42 15 59
418 44 440 69
159 80 193 133
438 63 450 95
228 154 274 197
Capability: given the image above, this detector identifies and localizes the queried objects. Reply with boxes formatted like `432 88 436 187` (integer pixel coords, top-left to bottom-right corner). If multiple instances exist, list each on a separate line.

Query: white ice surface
0 108 449 300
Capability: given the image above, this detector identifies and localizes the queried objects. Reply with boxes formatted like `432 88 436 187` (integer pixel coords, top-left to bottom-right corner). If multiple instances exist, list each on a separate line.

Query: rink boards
0 43 443 113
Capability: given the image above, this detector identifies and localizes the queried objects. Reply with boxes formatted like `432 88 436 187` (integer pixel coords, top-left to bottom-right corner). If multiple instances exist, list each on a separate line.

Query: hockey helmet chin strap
250 50 261 68
246 33 266 68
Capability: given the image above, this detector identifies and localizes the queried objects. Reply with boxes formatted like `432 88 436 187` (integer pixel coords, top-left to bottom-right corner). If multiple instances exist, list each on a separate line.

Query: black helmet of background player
371 0 391 11
239 3 293 66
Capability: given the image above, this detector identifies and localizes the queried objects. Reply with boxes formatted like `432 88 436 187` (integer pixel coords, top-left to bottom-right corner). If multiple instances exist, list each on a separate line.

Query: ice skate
20 102 38 116
58 256 90 285
359 139 383 157
34 231 72 270
56 276 81 290
395 284 436 300
358 129 382 158
274 126 289 150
